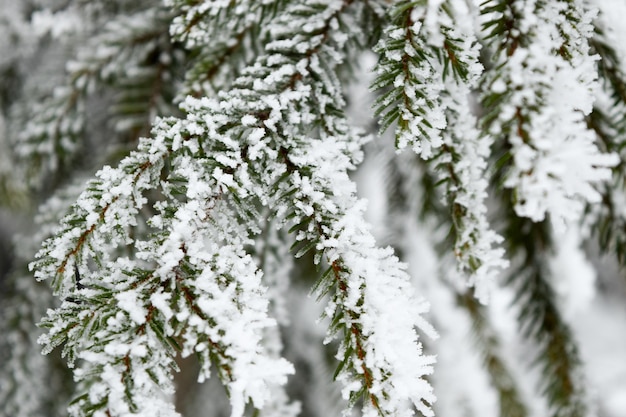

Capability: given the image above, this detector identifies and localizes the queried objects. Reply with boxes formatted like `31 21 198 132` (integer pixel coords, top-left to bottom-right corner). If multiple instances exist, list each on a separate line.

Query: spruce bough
1 1 626 416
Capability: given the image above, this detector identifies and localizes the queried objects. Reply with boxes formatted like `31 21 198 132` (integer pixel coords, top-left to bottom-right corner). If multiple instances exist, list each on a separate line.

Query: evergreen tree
2 1 626 417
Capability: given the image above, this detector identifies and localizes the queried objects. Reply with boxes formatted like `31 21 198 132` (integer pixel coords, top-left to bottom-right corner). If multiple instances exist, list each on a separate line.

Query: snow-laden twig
482 0 618 226
374 0 507 302
33 2 437 417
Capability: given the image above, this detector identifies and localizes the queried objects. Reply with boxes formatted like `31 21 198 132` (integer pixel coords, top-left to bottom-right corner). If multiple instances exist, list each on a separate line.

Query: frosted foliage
374 0 484 158
147 189 294 415
206 4 442 404
13 1 626 417
43 2 432 416
42 115 291 416
32 131 166 296
441 97 508 303
170 0 274 49
67 322 179 417
0 177 95 417
434 4 507 302
373 0 507 302
485 0 618 225
31 3 433 416
284 134 437 415
375 19 446 158
168 0 283 97
33 113 295 415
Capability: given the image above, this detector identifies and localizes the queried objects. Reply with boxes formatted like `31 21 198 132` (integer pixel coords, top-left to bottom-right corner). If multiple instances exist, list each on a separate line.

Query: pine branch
372 1 448 158
7 1 626 416
170 0 289 98
373 0 506 302
201 2 438 414
33 1 440 416
481 0 617 226
34 123 293 416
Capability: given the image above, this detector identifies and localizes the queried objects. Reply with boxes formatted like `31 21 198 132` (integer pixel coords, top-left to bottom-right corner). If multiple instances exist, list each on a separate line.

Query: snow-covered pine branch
481 0 618 227
3 1 626 417
479 3 600 413
169 0 288 98
373 0 507 302
32 109 298 415
32 1 437 416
